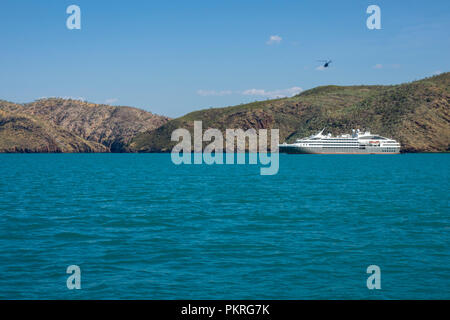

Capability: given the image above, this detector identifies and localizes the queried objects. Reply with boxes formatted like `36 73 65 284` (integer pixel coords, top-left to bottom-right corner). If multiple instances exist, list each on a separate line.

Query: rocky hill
1 73 448 153
129 72 450 153
0 107 108 153
0 99 170 152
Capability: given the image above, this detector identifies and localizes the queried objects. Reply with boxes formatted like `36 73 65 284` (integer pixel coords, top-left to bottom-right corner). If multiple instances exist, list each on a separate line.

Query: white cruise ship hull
279 129 401 154
279 145 400 154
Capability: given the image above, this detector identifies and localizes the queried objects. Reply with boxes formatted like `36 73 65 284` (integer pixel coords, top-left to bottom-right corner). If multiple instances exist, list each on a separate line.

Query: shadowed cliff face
129 73 450 153
0 99 170 152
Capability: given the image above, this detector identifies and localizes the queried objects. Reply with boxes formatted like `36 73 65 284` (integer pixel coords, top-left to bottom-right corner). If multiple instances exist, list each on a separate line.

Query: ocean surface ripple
0 154 448 299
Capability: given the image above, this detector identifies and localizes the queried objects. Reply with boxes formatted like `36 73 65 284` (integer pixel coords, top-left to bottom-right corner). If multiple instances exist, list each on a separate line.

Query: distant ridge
1 73 449 153
129 72 450 153
0 107 108 153
0 98 170 152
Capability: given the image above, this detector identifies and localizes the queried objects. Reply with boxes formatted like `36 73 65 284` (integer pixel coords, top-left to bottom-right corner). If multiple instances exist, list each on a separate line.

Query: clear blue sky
0 0 449 117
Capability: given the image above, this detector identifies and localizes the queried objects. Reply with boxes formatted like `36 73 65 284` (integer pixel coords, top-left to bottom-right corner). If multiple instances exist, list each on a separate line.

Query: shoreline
0 151 448 154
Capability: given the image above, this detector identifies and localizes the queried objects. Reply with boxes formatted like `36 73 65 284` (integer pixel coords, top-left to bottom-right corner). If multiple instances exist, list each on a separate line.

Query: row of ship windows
300 141 358 146
299 144 399 149
302 140 397 143
306 144 358 147
317 147 398 151
307 141 358 145
322 146 360 148
303 143 398 146
304 142 398 145
321 139 354 141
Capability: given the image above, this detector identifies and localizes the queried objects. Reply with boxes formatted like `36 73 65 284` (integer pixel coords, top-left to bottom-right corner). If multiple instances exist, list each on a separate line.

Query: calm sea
0 154 448 299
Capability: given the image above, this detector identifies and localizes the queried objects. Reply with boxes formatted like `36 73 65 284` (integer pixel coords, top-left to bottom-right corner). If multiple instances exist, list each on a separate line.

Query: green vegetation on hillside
129 73 450 153
0 73 448 153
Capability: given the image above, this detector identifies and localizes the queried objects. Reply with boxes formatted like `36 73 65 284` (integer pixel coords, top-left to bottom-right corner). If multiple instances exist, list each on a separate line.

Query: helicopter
317 60 332 68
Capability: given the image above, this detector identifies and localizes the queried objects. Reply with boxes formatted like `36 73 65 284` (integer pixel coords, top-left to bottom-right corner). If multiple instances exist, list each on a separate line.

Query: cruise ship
279 129 401 154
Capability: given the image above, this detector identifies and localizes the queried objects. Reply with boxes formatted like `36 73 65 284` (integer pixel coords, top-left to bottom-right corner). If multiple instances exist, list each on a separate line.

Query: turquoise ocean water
0 153 448 299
